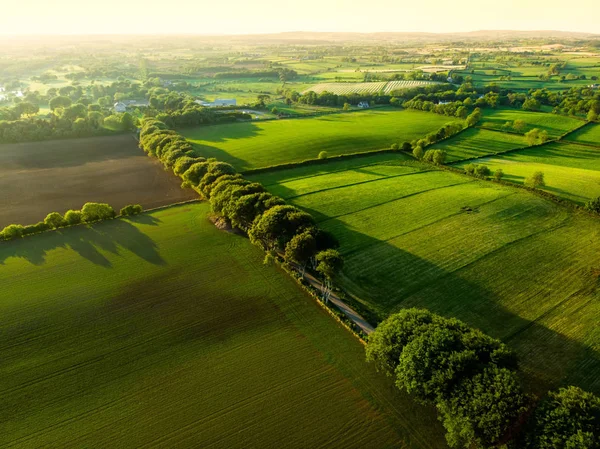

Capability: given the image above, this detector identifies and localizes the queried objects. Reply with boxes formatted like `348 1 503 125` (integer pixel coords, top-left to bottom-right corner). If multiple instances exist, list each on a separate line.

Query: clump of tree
584 197 600 214
520 386 600 449
120 204 143 216
525 171 546 189
524 128 550 146
464 163 491 178
423 149 446 165
366 308 526 448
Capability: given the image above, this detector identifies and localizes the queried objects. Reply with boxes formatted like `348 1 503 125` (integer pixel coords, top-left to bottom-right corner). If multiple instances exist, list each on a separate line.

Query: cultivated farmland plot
0 203 446 448
302 80 439 95
254 157 600 396
0 135 197 228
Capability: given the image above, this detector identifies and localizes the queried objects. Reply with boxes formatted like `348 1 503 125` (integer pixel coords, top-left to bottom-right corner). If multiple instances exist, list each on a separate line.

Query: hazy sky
3 0 599 35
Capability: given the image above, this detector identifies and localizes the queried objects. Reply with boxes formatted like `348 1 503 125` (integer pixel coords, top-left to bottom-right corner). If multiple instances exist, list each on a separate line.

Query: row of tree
0 202 141 241
366 308 600 448
137 119 343 293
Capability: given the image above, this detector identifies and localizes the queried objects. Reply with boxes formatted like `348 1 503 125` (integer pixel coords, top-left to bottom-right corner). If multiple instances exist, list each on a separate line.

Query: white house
358 101 370 109
590 84 600 89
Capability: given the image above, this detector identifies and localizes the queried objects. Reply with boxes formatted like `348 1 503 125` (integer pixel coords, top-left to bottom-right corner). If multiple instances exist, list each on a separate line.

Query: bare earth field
0 135 198 227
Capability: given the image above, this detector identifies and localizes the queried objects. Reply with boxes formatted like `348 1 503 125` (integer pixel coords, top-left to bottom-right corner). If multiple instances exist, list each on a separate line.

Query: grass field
564 122 600 146
429 128 528 162
253 157 600 395
0 202 446 449
0 135 197 228
480 109 584 138
182 110 456 171
453 141 600 204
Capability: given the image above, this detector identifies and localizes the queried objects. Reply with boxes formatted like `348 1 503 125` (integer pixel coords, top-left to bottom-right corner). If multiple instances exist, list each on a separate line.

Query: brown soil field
0 134 198 228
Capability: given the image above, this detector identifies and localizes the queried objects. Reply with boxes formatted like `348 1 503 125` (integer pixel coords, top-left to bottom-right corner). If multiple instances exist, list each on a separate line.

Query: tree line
137 119 343 290
366 308 600 449
0 203 142 241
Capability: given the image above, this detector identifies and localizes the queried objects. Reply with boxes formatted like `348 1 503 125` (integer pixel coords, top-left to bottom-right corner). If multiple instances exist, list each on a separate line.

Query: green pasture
182 110 455 171
564 122 600 146
480 109 584 137
254 159 600 395
455 141 600 204
430 128 528 161
0 202 446 448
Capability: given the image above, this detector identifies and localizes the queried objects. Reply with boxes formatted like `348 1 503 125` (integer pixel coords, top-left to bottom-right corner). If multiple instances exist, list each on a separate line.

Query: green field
182 110 455 171
429 128 528 162
253 157 600 395
480 109 584 138
455 141 600 204
564 122 600 146
0 203 447 448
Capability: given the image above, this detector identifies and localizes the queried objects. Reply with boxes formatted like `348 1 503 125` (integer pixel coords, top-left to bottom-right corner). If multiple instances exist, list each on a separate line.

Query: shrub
1 224 25 240
494 168 504 181
44 212 67 229
22 222 50 236
402 141 412 152
412 146 424 160
432 149 446 165
120 204 143 216
585 196 600 214
390 143 399 150
525 171 545 189
318 151 328 159
64 210 83 225
81 202 116 223
474 165 491 178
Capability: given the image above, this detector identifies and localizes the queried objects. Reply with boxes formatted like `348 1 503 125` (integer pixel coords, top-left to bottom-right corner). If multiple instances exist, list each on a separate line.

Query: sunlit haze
3 0 599 35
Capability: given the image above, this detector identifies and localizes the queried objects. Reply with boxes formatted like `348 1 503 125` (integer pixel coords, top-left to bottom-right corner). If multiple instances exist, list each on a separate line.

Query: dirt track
0 135 198 228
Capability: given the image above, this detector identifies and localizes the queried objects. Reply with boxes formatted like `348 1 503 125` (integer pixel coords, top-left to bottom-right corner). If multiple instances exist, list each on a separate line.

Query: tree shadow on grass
125 214 162 226
325 214 600 397
0 218 165 267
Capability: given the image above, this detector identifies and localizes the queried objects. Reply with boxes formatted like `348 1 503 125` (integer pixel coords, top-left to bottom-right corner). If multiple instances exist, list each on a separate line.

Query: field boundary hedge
0 201 151 243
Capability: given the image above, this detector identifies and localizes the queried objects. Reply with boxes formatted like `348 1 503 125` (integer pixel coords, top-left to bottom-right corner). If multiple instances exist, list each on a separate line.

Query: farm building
590 84 600 89
114 99 149 112
358 101 370 109
194 98 237 107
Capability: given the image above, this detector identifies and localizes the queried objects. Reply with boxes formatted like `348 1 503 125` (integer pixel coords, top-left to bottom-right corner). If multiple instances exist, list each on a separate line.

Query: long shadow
264 163 600 396
0 134 139 170
0 218 165 267
179 121 263 144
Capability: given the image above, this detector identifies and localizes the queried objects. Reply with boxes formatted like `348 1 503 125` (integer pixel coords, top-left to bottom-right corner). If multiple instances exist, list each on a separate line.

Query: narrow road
298 269 375 335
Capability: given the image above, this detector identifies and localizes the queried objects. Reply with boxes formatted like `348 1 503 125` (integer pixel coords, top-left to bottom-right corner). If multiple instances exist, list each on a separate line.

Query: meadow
454 141 600 204
0 202 446 449
479 109 584 137
564 122 600 146
182 110 455 171
0 135 197 228
429 128 528 161
253 157 600 395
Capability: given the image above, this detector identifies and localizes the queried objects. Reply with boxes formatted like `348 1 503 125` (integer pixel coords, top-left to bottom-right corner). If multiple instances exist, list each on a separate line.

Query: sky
2 0 599 35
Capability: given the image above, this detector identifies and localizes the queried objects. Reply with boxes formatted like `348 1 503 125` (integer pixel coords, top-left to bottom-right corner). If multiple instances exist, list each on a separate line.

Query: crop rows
0 203 445 448
302 80 437 95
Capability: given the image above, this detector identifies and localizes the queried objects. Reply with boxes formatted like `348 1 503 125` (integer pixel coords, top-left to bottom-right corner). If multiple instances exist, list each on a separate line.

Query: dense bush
522 386 600 449
81 203 116 222
120 204 143 216
64 210 83 225
44 212 67 229
367 308 522 448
